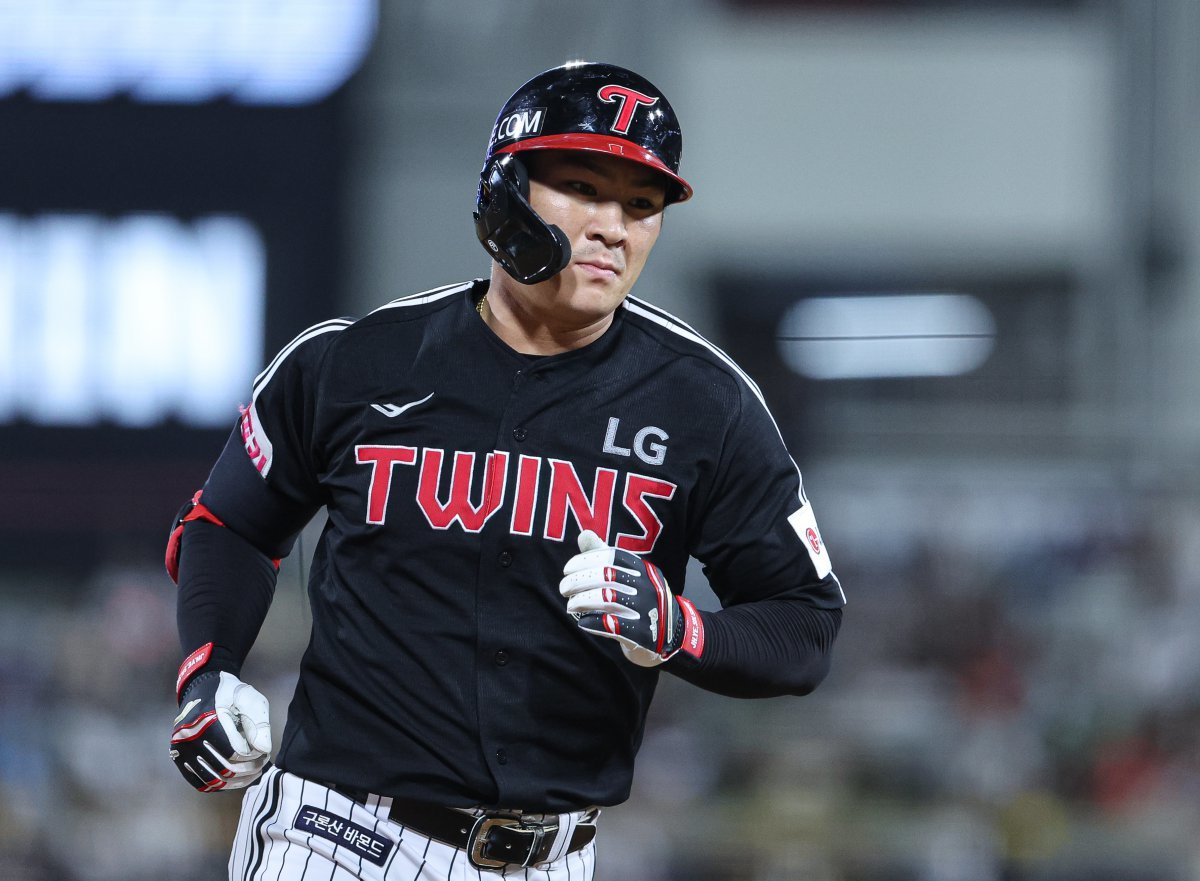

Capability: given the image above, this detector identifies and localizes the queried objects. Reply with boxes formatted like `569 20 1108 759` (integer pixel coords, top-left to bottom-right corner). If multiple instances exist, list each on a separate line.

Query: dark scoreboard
0 3 377 571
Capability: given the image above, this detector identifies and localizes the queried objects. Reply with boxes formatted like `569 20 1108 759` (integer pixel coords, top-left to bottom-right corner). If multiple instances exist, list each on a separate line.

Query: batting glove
170 670 272 792
559 530 704 667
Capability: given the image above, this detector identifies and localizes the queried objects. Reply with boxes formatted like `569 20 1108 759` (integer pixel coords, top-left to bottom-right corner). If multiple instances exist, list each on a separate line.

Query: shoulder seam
621 296 808 507
368 281 475 315
620 296 768 407
251 281 474 396
252 318 352 397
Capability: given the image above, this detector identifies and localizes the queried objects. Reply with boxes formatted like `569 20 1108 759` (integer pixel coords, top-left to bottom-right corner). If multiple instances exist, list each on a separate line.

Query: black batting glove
170 669 272 792
559 530 705 667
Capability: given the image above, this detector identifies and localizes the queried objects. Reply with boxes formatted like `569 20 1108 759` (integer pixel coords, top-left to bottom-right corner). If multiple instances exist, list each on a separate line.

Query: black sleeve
174 322 344 676
176 520 279 676
666 603 841 698
200 319 347 555
675 377 846 697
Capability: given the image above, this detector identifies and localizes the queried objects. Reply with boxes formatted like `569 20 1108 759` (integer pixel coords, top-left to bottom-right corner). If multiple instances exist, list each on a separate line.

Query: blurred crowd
3 487 1200 880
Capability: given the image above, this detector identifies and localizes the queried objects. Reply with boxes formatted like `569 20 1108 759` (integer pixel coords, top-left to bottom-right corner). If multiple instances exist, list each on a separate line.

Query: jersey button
512 427 528 442
496 748 508 765
498 550 513 567
494 650 509 666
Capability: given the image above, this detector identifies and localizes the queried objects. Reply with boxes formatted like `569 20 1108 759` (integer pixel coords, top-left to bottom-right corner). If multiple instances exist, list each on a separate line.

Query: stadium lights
0 213 265 427
0 0 377 105
777 293 996 380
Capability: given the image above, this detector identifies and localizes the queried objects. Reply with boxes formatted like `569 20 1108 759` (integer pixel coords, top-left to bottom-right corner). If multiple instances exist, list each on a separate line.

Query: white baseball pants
228 766 598 881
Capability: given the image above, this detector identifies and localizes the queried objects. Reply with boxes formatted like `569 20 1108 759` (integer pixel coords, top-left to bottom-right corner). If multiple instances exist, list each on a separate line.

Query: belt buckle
467 814 543 870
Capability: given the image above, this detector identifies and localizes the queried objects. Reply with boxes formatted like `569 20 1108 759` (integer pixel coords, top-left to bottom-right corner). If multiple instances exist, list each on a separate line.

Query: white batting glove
559 530 704 667
170 671 272 792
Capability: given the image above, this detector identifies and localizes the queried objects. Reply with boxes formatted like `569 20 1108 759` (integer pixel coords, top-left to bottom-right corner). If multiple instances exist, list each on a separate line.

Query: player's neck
482 273 616 356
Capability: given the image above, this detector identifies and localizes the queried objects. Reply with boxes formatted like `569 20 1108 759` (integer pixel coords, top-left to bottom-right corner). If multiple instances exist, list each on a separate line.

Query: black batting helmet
474 61 691 285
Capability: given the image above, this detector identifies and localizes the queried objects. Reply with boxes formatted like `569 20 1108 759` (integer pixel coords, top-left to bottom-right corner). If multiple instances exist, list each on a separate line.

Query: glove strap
176 642 213 701
676 596 705 660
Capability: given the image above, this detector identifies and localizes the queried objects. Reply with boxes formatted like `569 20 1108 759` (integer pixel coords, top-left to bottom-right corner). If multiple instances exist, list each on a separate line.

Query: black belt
330 785 597 870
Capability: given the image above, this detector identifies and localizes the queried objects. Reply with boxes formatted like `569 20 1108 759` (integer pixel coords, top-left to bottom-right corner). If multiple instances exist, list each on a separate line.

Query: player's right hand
170 670 272 792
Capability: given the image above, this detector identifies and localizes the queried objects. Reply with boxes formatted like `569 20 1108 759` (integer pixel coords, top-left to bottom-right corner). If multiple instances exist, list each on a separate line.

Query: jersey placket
472 360 544 797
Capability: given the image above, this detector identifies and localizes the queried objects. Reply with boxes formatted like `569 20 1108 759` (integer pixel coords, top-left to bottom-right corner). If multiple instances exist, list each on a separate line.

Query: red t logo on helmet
597 85 659 135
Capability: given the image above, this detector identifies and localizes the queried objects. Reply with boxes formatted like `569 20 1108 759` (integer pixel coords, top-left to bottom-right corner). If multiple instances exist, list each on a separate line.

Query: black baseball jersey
184 279 844 812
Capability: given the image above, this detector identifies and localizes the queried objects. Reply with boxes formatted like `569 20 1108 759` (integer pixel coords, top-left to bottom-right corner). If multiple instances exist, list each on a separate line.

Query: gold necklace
476 295 487 317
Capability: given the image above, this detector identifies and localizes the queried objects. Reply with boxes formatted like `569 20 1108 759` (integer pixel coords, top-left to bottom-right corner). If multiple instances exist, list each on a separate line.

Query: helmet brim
495 134 693 204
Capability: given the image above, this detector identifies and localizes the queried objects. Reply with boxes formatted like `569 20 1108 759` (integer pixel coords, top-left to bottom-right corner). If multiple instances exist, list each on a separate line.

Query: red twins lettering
417 449 510 532
544 459 617 544
597 85 659 135
356 445 418 525
616 474 675 553
509 454 542 536
354 447 676 553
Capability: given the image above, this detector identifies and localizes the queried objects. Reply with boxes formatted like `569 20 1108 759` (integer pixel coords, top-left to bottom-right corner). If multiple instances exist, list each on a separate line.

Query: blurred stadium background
2 1 1199 879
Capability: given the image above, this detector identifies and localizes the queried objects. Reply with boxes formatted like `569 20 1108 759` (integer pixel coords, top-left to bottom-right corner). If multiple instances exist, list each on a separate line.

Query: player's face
521 150 666 318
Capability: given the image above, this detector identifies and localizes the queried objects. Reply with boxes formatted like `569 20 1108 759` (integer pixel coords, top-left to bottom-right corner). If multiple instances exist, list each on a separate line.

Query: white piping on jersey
621 296 844 601
620 295 808 506
251 318 352 398
245 282 470 479
246 319 351 479
251 282 471 399
370 280 473 314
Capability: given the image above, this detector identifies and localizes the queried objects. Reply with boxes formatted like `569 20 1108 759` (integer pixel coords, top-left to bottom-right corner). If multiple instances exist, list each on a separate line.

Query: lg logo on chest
603 417 668 466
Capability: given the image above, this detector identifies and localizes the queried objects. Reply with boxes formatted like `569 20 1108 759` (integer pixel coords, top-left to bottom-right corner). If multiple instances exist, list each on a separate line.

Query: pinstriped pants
229 767 598 881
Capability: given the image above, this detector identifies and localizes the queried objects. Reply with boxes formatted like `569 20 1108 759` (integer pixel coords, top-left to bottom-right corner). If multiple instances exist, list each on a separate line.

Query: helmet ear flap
503 149 530 198
473 153 571 285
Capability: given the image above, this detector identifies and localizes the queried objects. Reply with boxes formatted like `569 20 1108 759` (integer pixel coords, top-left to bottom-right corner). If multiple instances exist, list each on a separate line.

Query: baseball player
166 61 845 880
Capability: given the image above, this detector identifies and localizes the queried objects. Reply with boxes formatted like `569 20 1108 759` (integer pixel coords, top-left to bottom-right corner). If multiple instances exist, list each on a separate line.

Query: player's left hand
559 530 704 667
170 670 272 792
